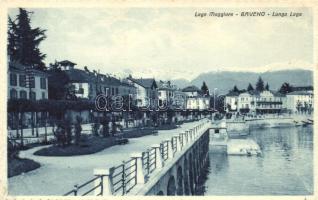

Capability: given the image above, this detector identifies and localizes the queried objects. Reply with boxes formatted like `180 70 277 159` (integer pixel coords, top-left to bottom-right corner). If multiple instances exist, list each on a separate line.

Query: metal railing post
165 139 174 159
151 144 163 169
74 184 78 196
130 153 145 184
174 135 182 152
93 168 114 196
122 161 126 195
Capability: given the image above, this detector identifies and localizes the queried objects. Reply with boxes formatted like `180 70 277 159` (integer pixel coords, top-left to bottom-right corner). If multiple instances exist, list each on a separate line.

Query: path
8 120 205 195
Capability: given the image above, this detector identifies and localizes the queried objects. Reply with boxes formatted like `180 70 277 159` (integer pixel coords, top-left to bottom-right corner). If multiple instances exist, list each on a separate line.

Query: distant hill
172 69 313 94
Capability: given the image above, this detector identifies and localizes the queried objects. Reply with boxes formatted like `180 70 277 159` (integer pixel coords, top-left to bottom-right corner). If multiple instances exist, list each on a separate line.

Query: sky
9 7 313 81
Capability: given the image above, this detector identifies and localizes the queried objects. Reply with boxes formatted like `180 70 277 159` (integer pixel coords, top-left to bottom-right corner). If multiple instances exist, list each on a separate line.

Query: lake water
204 126 313 195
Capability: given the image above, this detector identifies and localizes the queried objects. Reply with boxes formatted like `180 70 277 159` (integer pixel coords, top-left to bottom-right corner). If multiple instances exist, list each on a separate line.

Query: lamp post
213 88 218 111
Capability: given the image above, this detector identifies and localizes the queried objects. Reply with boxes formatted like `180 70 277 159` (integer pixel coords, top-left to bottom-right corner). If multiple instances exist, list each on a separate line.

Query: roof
291 86 313 91
182 85 201 93
65 69 124 86
8 61 49 77
271 91 286 97
287 91 313 96
64 69 93 83
59 60 77 66
127 77 157 88
158 80 176 90
226 91 240 97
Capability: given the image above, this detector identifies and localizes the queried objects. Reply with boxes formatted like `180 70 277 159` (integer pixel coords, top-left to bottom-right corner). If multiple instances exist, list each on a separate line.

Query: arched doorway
167 176 176 196
177 166 183 195
156 191 164 195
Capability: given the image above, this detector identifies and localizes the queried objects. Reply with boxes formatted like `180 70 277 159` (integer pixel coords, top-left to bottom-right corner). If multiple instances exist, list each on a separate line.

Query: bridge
64 118 212 196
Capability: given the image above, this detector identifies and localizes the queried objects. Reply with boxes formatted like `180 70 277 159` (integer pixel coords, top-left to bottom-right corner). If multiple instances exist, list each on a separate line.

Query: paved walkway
8 120 205 195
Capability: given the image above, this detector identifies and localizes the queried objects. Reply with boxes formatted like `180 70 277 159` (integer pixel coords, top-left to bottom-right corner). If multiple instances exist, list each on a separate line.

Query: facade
126 76 158 109
286 91 314 113
182 85 210 110
254 90 285 114
225 91 239 112
157 80 177 108
237 92 254 113
227 90 286 114
59 61 136 101
8 61 49 100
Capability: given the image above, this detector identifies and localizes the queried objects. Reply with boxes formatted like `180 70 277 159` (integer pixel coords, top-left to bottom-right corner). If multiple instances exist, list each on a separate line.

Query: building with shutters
8 61 49 100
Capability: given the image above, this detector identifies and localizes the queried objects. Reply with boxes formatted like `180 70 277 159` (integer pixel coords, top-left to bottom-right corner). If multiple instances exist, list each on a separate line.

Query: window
115 88 119 95
29 76 35 88
10 89 17 99
10 73 17 86
40 77 46 89
42 92 46 99
111 88 115 95
20 90 27 99
19 75 26 87
30 91 36 100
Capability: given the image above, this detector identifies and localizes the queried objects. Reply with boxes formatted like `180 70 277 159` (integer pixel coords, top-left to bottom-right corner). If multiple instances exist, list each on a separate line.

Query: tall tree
255 76 264 92
265 82 269 90
232 85 239 93
201 81 210 96
279 82 293 94
247 83 254 91
8 8 47 70
7 17 19 61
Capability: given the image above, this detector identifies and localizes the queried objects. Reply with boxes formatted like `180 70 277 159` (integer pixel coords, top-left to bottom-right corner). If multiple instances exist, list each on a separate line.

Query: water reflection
203 126 313 195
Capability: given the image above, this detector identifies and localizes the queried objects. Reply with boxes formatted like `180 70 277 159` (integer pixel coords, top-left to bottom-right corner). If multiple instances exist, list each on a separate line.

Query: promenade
8 120 205 195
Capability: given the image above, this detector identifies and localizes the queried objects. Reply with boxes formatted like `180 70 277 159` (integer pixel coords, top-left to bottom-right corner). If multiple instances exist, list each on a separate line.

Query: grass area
8 158 41 177
34 136 117 156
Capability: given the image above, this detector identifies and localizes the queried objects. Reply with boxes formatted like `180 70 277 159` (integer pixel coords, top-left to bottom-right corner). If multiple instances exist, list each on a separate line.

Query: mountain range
171 69 313 94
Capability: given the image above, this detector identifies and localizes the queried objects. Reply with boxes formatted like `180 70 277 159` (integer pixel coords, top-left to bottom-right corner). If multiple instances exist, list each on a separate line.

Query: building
157 80 177 108
237 92 255 113
286 91 314 113
254 90 285 114
229 90 286 114
8 61 49 100
225 91 239 112
59 61 136 101
182 85 210 110
126 76 158 109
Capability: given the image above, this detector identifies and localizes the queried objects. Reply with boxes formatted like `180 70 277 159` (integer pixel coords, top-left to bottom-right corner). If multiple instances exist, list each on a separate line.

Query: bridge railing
63 119 211 196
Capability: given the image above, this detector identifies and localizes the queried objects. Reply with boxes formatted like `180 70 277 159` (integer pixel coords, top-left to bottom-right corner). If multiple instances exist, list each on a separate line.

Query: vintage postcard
0 0 317 199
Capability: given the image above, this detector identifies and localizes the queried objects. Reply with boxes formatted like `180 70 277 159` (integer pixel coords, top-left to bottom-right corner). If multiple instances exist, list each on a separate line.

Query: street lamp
213 88 218 111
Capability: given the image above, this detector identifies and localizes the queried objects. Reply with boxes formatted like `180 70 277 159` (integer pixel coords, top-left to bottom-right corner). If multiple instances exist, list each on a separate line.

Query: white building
157 80 177 108
286 91 314 113
126 77 158 109
225 91 239 112
237 92 254 112
182 85 210 110
227 90 286 114
254 90 285 114
8 61 48 100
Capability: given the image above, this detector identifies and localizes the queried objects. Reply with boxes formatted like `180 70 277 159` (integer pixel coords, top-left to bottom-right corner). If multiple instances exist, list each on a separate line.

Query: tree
279 82 293 94
8 8 47 70
201 81 210 96
232 85 239 93
247 83 254 91
256 76 264 92
265 83 269 90
47 68 70 100
8 17 19 61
